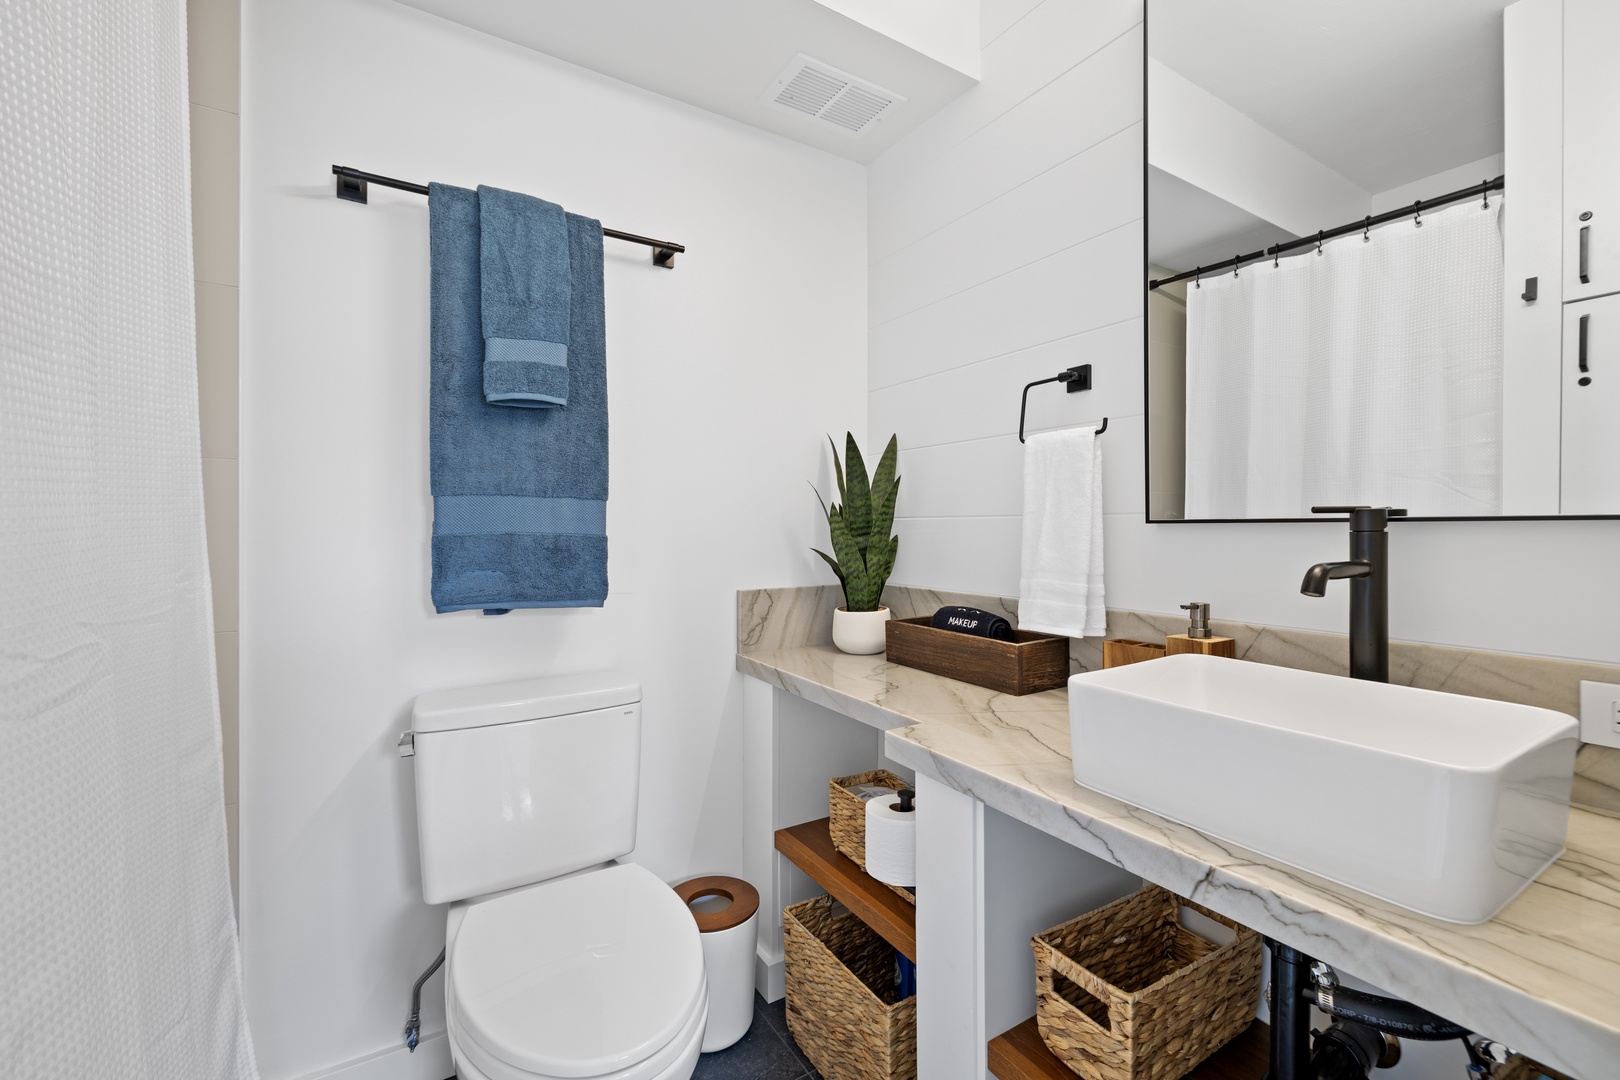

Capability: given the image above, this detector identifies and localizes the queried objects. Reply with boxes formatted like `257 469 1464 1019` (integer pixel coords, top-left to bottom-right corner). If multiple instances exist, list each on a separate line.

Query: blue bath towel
478 185 571 408
429 183 608 613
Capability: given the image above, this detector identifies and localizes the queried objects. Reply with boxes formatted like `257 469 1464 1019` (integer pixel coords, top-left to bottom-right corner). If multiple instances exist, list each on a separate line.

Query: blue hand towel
429 183 608 613
478 185 571 408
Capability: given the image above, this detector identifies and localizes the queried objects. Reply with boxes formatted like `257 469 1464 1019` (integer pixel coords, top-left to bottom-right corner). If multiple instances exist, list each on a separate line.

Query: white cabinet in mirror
1145 0 1620 520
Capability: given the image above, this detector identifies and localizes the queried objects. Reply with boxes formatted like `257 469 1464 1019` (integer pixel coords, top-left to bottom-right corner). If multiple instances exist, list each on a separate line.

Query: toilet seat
449 973 705 1080
447 863 706 1080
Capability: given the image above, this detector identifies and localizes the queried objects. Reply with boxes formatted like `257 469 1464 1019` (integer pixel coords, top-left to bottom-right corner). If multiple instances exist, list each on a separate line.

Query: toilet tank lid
412 671 641 734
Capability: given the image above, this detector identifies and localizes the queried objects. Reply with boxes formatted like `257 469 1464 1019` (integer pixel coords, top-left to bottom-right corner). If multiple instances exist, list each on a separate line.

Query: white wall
1502 0 1563 517
187 0 243 904
811 0 981 77
239 1 867 1076
1145 267 1185 519
869 0 1620 666
1371 153 1505 215
1147 58 1369 237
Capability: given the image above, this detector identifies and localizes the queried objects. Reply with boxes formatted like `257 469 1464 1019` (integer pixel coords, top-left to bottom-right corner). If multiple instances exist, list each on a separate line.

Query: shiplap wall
869 0 1145 596
870 0 1620 666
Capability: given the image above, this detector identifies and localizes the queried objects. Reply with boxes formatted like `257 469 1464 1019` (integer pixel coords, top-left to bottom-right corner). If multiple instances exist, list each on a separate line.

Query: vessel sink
1068 654 1578 924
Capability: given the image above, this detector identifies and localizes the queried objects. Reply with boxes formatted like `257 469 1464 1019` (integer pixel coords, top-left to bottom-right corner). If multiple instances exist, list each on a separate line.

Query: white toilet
410 671 707 1080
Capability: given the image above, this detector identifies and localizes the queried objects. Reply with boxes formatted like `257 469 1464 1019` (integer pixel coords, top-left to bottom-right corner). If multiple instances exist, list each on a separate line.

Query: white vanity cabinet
1563 0 1620 302
1562 295 1620 513
1507 0 1620 513
1560 0 1620 514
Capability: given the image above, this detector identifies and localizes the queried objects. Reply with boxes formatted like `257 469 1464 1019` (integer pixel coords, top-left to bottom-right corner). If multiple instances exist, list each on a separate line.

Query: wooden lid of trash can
673 876 760 933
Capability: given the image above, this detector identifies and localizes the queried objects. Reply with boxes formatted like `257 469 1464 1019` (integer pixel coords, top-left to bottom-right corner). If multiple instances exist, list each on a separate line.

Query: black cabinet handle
1579 314 1591 381
1580 226 1591 284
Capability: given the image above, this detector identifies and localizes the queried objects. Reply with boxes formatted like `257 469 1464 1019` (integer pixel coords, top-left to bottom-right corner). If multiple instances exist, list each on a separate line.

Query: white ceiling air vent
760 54 906 137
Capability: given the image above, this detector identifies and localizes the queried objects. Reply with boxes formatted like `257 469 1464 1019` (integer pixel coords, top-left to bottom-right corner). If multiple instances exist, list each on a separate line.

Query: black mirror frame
1139 10 1620 524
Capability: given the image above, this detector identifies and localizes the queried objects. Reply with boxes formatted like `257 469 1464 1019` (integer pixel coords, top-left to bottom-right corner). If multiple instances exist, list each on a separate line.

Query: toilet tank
410 671 641 904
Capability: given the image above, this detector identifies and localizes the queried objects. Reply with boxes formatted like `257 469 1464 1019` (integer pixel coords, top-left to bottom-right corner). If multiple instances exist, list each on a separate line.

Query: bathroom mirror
1145 0 1620 521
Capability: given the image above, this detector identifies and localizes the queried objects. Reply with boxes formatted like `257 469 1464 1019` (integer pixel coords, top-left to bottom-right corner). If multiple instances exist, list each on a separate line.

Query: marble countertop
738 644 1620 1079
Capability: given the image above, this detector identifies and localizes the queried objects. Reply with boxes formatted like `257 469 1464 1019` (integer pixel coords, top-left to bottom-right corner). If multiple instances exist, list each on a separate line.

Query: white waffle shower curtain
1184 198 1504 518
0 1 257 1077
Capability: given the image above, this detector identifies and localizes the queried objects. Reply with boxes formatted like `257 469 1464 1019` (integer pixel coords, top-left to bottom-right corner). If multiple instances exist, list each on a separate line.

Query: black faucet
1300 506 1406 683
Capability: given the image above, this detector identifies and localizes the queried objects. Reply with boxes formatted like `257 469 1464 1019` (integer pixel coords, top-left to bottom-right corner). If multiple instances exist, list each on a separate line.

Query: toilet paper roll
864 793 917 887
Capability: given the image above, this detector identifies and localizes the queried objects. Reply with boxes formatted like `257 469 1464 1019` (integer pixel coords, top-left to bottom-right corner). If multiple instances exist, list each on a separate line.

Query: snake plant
812 433 901 613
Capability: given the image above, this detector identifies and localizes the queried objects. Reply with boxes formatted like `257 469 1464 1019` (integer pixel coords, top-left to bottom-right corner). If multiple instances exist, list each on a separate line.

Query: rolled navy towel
931 606 1016 642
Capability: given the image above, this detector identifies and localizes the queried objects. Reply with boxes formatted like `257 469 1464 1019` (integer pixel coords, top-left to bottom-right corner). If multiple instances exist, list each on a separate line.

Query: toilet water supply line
405 948 446 1052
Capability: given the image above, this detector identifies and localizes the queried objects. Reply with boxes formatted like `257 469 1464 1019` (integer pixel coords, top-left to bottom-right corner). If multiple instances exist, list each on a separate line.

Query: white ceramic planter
832 606 890 655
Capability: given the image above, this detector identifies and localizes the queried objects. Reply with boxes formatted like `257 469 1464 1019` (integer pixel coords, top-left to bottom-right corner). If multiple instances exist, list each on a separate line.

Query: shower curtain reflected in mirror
0 1 257 1076
1184 199 1505 519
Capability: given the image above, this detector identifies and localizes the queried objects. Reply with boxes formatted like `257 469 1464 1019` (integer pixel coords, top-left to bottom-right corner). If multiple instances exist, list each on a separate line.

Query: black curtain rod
331 165 686 268
1149 175 1504 290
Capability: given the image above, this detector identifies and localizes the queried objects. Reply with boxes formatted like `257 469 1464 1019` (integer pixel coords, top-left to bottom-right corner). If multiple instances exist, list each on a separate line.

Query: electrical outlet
1579 681 1620 749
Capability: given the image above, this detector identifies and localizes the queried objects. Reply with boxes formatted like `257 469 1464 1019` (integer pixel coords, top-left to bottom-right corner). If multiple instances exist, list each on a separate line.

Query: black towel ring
1018 365 1107 443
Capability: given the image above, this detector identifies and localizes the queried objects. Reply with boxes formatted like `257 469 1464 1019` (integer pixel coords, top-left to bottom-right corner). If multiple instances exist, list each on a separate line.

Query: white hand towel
1018 426 1105 639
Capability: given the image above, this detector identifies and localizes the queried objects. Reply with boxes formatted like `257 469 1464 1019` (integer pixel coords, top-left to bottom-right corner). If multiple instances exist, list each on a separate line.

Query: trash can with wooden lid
674 875 760 1052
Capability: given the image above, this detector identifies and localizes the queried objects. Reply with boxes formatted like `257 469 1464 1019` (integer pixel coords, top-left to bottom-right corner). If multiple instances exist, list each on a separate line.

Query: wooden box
884 617 1068 696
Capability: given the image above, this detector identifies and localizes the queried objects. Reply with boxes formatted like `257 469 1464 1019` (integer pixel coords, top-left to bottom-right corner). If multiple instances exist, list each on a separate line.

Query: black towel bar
331 165 685 268
1018 365 1107 443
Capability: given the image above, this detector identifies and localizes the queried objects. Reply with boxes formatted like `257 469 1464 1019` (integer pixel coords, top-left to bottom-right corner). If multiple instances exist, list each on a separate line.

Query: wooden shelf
988 1018 1269 1080
774 817 917 961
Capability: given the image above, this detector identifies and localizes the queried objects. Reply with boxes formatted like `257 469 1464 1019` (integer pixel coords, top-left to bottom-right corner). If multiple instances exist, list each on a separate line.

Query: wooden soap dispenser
1164 602 1236 658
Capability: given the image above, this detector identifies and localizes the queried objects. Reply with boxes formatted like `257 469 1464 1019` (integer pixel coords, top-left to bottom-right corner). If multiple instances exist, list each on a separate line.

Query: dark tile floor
691 993 821 1080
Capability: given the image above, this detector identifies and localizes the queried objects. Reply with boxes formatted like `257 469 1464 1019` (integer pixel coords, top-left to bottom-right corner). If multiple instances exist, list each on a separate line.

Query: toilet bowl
444 864 707 1080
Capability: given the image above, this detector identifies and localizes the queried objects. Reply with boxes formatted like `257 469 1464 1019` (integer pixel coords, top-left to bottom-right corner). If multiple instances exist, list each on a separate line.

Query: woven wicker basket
1033 885 1261 1080
784 895 917 1080
829 771 915 905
